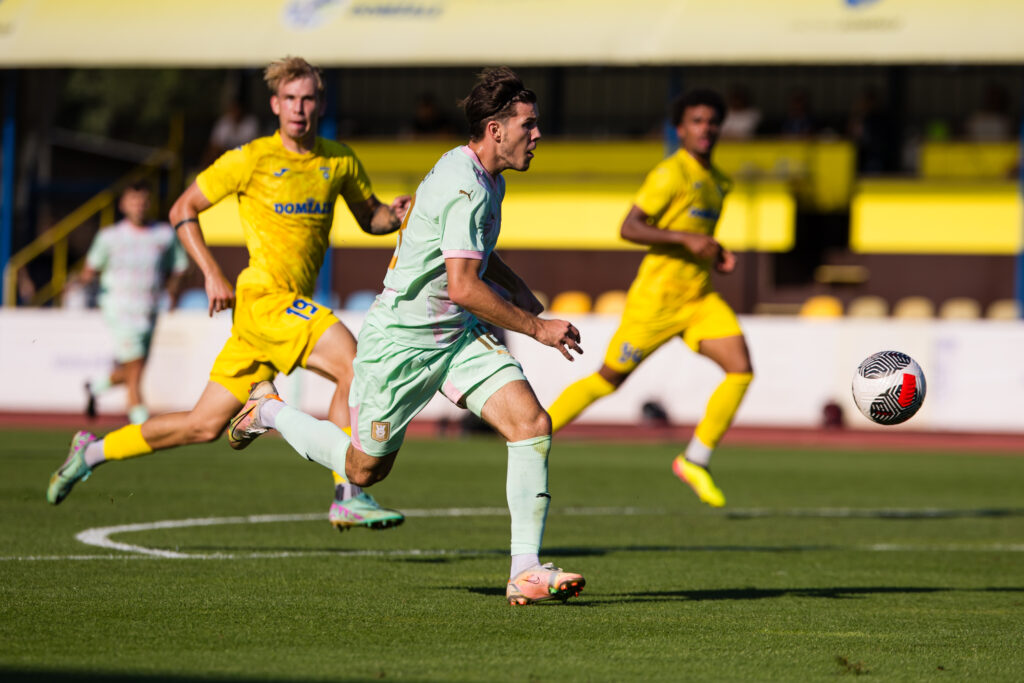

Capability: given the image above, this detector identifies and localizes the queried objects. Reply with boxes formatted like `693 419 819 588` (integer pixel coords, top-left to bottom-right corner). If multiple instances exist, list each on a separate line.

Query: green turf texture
2 427 1023 682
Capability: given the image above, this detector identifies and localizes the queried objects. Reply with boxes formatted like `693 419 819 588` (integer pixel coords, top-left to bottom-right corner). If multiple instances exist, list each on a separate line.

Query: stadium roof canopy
1 0 1024 67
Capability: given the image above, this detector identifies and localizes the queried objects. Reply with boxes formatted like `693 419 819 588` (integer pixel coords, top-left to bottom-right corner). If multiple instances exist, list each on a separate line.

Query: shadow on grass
725 507 1024 520
595 585 1024 603
0 672 376 683
463 584 1024 604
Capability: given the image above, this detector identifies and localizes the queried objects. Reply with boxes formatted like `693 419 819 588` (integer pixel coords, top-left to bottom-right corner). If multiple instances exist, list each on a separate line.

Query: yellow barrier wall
199 182 794 253
851 180 1021 254
197 141 799 253
919 142 1019 179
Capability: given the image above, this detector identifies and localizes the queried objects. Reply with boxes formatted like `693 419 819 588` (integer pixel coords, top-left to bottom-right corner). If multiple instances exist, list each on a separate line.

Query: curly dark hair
671 89 726 127
459 67 537 141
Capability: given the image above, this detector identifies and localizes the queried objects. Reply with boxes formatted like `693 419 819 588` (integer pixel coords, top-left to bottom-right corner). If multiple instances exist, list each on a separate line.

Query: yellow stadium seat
593 290 628 315
939 297 981 320
892 296 935 319
986 298 1020 320
799 295 843 318
846 295 888 318
549 290 592 314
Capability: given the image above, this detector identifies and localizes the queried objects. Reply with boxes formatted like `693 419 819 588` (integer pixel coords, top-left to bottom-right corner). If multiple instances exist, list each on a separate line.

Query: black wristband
173 217 199 231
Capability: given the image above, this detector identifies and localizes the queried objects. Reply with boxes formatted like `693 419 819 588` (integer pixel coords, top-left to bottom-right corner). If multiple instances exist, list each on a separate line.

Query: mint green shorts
101 307 157 363
348 322 525 456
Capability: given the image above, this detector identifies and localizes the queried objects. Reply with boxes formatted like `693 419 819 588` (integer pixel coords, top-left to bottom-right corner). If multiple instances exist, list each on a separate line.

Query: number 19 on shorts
286 299 319 320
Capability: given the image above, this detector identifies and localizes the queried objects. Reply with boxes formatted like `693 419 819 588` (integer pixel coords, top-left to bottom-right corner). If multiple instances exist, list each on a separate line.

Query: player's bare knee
187 415 228 444
518 408 551 440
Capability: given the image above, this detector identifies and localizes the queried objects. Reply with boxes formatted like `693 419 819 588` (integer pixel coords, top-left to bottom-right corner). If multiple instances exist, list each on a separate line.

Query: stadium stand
986 298 1021 320
342 289 378 312
892 296 935 319
845 295 889 318
939 297 982 320
176 288 209 311
593 289 628 315
799 295 843 318
549 290 592 314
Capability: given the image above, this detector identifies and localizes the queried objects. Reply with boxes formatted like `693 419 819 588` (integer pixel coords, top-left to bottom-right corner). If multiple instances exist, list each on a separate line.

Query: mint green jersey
365 146 504 349
86 220 188 318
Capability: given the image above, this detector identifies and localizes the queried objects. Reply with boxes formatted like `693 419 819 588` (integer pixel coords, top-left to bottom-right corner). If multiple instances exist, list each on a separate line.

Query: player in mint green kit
81 181 188 425
229 67 587 605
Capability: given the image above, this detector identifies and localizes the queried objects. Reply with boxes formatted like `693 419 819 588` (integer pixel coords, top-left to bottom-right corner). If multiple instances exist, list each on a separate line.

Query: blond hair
263 56 324 96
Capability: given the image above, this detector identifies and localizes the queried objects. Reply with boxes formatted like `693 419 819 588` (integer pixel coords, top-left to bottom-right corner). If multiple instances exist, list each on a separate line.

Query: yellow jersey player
48 57 411 532
546 89 754 508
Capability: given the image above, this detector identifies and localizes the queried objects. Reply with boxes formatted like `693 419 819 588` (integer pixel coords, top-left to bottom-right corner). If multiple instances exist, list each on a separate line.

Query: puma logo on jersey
274 168 289 177
459 189 474 200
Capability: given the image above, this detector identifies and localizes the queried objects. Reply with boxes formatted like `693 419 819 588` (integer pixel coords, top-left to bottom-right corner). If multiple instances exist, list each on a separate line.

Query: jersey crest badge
371 421 391 443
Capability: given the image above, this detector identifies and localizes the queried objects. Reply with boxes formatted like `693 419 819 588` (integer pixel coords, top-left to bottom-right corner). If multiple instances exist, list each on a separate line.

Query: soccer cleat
84 382 96 419
506 563 586 606
47 431 98 505
227 380 281 450
328 492 405 532
672 456 725 508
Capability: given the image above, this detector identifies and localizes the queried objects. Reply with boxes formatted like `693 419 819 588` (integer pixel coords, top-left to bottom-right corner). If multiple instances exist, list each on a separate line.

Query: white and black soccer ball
851 351 926 425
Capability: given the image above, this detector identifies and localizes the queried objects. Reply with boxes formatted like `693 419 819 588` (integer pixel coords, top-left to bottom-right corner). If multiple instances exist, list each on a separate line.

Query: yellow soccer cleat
672 456 726 508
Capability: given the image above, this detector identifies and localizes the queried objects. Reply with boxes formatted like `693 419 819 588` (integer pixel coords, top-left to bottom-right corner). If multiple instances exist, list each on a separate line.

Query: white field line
3 507 1022 561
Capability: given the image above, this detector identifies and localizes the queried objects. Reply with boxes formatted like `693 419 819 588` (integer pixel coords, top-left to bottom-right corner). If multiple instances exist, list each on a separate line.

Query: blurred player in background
48 57 410 532
81 181 189 425
227 67 587 605
546 89 754 508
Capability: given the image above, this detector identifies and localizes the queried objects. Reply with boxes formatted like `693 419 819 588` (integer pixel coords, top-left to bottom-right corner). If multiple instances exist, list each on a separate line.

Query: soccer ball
851 351 926 425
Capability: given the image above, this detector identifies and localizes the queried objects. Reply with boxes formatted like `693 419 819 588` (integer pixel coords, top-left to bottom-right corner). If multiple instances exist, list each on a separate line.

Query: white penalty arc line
72 507 661 560
4 506 1022 561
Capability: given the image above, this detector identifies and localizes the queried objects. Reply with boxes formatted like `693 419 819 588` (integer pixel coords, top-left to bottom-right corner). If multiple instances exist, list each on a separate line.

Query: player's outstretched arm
447 257 582 361
348 195 411 236
170 182 234 316
620 205 733 271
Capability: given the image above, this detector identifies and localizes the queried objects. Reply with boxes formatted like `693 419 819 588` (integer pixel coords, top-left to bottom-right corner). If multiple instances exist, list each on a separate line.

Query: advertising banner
2 0 1023 66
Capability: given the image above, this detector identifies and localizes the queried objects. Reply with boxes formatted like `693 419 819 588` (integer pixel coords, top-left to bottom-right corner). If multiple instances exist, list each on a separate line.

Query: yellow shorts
210 288 339 403
602 291 743 374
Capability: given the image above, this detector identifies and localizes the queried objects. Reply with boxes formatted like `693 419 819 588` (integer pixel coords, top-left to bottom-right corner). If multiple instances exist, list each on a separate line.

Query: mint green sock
506 435 551 556
272 405 351 476
89 374 112 394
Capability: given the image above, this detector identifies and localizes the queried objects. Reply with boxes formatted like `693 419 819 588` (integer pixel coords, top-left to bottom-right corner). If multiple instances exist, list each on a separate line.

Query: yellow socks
102 424 154 461
547 373 616 433
693 372 753 450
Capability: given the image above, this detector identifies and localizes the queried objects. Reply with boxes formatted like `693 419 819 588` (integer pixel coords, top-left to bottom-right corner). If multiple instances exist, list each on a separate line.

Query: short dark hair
122 180 152 195
671 89 726 127
459 67 537 141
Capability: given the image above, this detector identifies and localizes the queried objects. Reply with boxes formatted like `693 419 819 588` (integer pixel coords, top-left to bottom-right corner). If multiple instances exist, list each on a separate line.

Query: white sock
83 439 106 468
506 435 551 558
685 435 713 468
272 404 351 475
258 397 285 427
510 553 540 579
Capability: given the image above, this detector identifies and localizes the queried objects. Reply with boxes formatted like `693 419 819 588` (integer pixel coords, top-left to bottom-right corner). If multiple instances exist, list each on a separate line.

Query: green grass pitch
2 427 1023 681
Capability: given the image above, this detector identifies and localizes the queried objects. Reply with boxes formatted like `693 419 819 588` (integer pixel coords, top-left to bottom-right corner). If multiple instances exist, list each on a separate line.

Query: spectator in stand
719 86 761 140
780 89 816 139
964 84 1014 142
406 92 457 139
202 98 260 166
848 87 898 174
